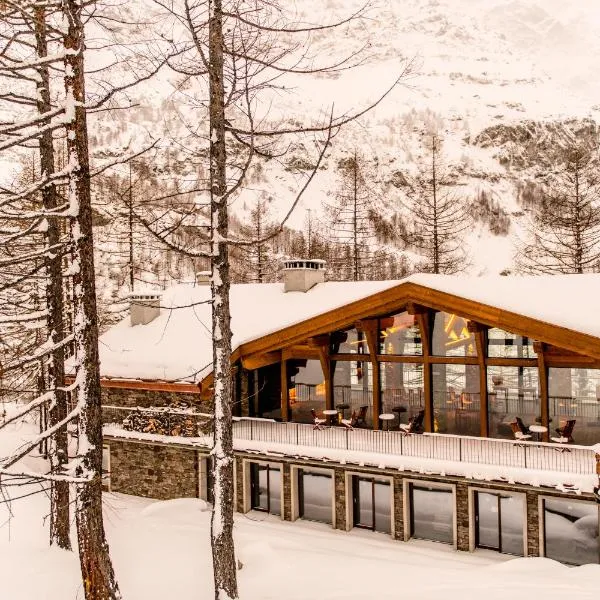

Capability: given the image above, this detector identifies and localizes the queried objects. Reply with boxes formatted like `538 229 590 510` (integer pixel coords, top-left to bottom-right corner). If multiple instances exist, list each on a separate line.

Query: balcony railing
102 406 599 476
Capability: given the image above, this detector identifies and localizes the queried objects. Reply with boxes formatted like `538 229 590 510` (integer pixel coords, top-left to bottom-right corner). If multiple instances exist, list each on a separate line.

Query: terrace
102 405 599 491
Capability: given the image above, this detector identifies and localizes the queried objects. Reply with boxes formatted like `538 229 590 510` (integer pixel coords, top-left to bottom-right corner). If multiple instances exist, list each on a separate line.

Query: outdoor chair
400 409 425 434
509 421 531 442
356 406 368 427
341 410 358 430
551 419 576 447
310 409 326 430
515 417 530 436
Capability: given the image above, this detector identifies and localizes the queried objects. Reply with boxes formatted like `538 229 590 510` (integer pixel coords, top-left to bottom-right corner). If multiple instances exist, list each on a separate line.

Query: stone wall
106 438 598 563
108 439 200 500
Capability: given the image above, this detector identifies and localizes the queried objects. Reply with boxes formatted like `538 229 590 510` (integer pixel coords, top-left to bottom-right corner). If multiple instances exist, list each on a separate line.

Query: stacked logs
122 405 202 437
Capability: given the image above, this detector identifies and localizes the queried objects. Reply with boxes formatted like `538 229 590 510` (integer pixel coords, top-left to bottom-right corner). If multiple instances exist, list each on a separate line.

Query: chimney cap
283 258 326 271
126 290 162 300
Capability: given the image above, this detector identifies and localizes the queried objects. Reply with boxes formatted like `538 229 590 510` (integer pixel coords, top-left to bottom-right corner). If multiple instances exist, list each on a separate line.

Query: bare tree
517 143 600 274
402 135 470 274
139 1 406 597
325 150 380 281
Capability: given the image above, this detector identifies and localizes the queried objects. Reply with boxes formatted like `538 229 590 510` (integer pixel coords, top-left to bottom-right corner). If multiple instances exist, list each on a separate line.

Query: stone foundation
105 436 598 562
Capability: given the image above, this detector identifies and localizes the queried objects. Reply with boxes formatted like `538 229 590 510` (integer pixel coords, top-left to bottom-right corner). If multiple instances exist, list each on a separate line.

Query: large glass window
379 312 422 355
432 312 476 357
332 360 373 427
432 364 480 436
549 368 600 446
475 491 524 556
331 328 368 355
298 470 333 525
288 360 326 425
352 476 391 534
380 362 424 423
250 463 281 515
409 483 454 544
543 498 599 565
487 328 536 359
250 364 282 420
488 366 539 439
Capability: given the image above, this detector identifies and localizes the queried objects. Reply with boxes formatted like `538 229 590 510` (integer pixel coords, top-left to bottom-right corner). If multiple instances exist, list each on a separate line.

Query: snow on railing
102 407 598 476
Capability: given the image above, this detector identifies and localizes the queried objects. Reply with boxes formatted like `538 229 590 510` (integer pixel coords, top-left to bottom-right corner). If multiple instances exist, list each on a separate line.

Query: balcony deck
102 405 599 492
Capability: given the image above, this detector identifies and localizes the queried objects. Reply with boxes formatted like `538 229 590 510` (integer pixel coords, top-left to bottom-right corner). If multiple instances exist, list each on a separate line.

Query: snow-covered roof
97 274 600 384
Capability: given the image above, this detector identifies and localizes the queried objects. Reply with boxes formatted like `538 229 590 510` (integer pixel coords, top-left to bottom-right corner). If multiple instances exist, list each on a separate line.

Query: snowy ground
0 416 599 600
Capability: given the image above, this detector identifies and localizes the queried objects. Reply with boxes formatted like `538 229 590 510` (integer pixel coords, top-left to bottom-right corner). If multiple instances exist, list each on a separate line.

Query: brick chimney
129 292 161 326
283 259 326 292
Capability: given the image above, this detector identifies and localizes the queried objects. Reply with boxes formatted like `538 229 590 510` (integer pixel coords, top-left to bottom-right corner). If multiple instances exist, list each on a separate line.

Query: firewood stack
122 406 200 437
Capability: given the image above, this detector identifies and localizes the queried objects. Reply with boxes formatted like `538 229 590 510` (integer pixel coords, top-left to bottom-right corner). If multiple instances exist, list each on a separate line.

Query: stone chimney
283 259 326 292
129 291 161 326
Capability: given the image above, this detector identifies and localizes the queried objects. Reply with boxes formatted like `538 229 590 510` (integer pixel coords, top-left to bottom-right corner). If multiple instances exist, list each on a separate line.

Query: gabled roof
97 274 600 385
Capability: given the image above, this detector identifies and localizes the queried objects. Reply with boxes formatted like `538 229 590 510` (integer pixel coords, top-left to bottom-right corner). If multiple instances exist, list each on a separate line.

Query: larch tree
325 150 380 281
402 135 471 274
517 143 600 274
141 1 406 597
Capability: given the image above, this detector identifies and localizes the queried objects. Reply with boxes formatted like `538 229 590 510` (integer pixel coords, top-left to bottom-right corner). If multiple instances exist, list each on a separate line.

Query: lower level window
250 463 281 516
102 445 110 491
543 498 599 565
298 470 333 524
409 483 454 544
475 491 524 556
352 476 391 534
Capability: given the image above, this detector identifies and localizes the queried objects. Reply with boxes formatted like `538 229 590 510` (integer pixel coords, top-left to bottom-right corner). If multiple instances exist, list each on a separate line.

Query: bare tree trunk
62 1 121 598
208 1 238 599
33 3 71 551
431 136 440 274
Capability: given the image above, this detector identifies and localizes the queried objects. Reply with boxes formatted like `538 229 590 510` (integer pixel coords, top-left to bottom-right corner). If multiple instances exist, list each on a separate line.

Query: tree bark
62 1 121 598
34 3 71 551
208 0 238 598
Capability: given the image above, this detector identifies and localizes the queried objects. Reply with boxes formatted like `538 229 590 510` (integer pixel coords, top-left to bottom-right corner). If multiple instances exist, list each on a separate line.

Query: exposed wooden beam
281 361 289 422
473 327 488 437
415 310 433 433
363 327 381 430
281 345 320 361
537 343 550 442
241 350 281 371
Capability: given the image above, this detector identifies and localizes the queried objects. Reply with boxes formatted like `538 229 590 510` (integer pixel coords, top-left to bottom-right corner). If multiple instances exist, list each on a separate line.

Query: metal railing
102 406 598 476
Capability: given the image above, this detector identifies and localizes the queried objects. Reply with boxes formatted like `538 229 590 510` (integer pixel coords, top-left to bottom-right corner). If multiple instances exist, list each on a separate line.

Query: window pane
289 359 326 424
477 492 500 550
500 494 525 556
380 362 424 422
252 464 269 511
432 312 476 357
300 471 332 524
549 368 600 446
333 361 373 427
432 364 480 436
379 312 422 355
254 364 282 420
487 328 536 359
374 481 392 534
356 478 374 528
544 499 599 565
411 485 454 544
269 468 281 516
488 366 539 439
332 328 369 355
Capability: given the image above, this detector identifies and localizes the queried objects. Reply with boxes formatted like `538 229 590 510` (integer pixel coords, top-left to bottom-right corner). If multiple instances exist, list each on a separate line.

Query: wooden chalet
98 262 600 566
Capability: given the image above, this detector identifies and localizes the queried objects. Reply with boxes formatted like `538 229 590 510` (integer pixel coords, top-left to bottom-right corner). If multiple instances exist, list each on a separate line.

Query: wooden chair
515 417 530 436
400 409 425 434
510 421 531 441
356 405 368 427
341 410 358 430
310 409 326 430
551 419 576 445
